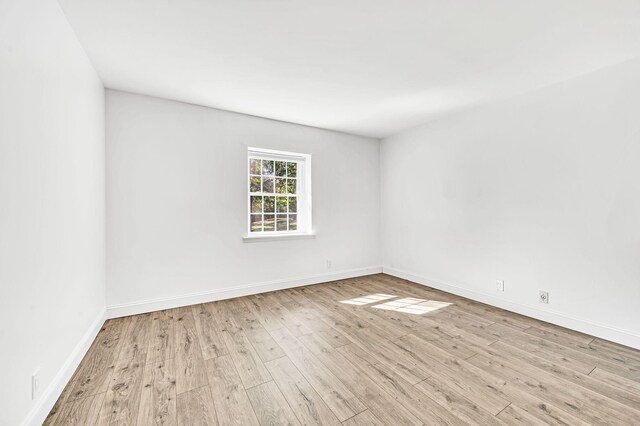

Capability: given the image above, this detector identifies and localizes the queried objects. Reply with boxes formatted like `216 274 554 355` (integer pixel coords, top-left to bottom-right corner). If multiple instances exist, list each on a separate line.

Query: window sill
242 232 316 243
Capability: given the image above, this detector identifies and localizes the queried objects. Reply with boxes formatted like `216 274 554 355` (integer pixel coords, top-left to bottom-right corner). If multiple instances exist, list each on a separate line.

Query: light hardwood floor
44 274 640 425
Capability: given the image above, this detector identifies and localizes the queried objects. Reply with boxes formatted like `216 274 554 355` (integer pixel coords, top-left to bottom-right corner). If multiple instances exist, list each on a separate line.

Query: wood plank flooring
44 274 640 425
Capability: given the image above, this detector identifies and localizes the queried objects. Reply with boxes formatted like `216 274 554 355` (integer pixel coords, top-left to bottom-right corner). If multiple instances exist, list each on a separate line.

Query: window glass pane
287 162 297 178
251 196 262 213
248 152 307 235
250 159 262 175
262 177 274 193
262 160 275 176
276 214 288 231
287 178 297 194
276 196 287 213
263 214 275 232
275 161 287 177
275 178 287 193
250 214 262 232
263 196 275 213
288 197 297 213
250 176 261 193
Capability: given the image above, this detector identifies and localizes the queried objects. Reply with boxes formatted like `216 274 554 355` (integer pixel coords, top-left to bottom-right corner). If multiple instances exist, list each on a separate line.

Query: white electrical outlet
32 369 40 400
496 280 504 292
326 260 332 269
539 291 549 304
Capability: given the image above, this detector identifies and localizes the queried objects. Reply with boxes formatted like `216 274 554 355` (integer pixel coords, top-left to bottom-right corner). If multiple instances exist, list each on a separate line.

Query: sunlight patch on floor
371 297 452 315
339 294 451 314
340 293 396 305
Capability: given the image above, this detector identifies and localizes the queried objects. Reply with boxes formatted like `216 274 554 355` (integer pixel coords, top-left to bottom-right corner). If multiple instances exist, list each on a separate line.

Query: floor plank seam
494 402 512 417
243 378 275 391
242 383 270 425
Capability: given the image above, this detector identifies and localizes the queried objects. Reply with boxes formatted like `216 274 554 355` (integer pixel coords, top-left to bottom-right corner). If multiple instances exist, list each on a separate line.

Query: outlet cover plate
539 291 549 304
32 369 40 400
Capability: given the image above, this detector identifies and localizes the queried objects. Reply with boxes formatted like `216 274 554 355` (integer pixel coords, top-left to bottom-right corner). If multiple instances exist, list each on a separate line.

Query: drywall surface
381 58 640 347
0 0 106 424
106 90 380 309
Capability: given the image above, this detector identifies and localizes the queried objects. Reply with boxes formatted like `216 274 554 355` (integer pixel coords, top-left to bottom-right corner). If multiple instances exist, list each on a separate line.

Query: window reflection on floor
339 293 396 305
372 298 452 314
340 294 451 314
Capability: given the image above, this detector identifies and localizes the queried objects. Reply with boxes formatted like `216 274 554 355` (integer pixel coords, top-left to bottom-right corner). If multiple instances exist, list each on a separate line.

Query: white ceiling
58 0 640 138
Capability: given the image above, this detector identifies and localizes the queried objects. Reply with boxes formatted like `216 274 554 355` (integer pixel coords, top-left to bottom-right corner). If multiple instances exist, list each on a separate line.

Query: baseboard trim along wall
106 266 383 319
22 308 106 426
383 266 640 350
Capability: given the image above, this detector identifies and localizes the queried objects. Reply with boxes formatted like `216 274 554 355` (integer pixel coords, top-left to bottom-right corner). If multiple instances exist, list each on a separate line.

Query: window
247 148 311 237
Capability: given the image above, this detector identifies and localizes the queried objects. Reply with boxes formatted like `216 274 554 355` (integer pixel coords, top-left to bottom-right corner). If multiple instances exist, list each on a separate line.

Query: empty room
3 0 640 425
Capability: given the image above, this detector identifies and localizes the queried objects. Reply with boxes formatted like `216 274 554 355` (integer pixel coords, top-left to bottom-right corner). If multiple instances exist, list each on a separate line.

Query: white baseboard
383 266 640 350
106 266 383 319
22 308 106 426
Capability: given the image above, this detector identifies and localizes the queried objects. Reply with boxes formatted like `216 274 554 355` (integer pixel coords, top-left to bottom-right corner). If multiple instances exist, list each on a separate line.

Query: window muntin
247 148 310 235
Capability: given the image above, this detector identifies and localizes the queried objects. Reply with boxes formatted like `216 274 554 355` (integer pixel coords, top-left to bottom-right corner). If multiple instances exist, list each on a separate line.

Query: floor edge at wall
22 308 106 426
106 266 383 319
383 266 640 350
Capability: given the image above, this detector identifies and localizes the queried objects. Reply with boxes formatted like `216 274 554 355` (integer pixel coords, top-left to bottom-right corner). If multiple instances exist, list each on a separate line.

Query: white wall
106 90 380 312
381 57 640 348
0 0 106 424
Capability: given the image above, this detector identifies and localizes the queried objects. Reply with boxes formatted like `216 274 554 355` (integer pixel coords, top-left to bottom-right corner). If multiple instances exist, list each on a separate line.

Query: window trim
242 232 316 242
245 147 312 240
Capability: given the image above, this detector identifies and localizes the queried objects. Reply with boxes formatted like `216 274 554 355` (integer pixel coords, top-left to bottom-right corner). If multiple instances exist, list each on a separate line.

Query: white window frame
244 147 313 241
